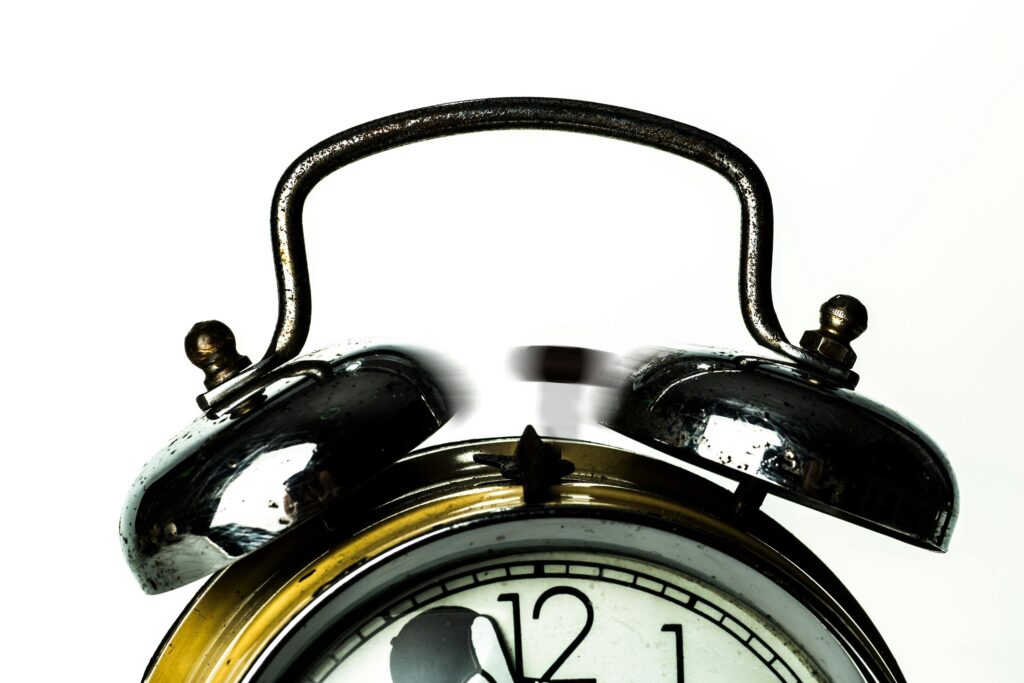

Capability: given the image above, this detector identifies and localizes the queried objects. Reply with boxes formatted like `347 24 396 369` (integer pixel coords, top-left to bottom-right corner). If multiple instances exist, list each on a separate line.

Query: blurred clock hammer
512 346 615 439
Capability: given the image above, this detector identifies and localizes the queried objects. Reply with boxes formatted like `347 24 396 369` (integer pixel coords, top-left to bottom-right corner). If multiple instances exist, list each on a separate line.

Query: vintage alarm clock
120 98 957 682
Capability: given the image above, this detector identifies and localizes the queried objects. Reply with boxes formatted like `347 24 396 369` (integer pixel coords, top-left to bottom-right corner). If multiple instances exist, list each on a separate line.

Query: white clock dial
302 552 825 683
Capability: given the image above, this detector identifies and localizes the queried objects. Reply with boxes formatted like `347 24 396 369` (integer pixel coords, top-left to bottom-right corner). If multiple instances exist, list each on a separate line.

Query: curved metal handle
202 97 845 409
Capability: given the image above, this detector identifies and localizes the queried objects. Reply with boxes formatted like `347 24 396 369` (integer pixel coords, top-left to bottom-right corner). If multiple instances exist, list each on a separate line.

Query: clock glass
304 551 823 683
248 514 865 683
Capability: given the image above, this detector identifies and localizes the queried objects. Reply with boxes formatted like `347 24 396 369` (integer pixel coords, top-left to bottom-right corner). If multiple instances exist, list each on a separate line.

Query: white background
3 1 1022 680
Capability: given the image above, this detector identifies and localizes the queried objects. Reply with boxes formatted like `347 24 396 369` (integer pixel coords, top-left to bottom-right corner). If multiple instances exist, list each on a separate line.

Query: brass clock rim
143 437 903 683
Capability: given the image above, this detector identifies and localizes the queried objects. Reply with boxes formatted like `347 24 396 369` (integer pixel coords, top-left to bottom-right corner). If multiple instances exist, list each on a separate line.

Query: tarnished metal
121 345 454 594
800 294 869 369
604 348 958 551
185 320 252 390
200 97 855 411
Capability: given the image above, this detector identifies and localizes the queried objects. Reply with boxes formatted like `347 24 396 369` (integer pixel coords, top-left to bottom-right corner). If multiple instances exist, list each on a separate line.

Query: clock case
120 98 958 683
141 437 902 682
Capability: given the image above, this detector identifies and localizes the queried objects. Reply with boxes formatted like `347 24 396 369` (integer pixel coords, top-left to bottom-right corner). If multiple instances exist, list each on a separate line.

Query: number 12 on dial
497 590 685 683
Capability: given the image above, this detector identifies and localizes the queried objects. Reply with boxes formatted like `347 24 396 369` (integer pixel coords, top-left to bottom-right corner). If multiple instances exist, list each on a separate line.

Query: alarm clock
120 98 957 682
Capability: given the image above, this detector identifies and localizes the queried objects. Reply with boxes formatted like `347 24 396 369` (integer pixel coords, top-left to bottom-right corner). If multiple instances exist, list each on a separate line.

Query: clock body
142 438 903 683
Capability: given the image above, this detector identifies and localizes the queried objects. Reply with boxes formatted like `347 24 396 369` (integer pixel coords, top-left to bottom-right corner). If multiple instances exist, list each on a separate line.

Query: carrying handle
198 97 851 409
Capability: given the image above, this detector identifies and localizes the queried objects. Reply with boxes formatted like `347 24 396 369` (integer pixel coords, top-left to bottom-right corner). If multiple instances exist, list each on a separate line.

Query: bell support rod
200 97 848 410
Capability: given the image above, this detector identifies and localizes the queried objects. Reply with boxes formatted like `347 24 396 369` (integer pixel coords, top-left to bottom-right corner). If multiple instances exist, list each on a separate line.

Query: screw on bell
799 295 868 369
185 320 252 389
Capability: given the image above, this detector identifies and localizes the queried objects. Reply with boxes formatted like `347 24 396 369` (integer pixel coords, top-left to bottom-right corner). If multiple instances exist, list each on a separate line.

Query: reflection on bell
121 346 457 593
604 347 956 550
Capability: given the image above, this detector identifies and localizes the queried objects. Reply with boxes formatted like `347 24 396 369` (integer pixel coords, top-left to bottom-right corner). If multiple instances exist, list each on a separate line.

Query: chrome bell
604 344 956 550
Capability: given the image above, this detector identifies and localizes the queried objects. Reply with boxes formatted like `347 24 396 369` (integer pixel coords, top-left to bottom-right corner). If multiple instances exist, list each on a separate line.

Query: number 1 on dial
661 624 684 683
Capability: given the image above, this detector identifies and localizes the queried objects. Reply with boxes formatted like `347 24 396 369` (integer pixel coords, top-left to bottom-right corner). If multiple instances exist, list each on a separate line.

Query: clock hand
389 607 515 683
470 615 516 683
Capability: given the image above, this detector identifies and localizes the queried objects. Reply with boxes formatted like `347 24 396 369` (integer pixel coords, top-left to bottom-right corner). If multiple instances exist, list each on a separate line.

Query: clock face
249 515 866 683
300 551 825 683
